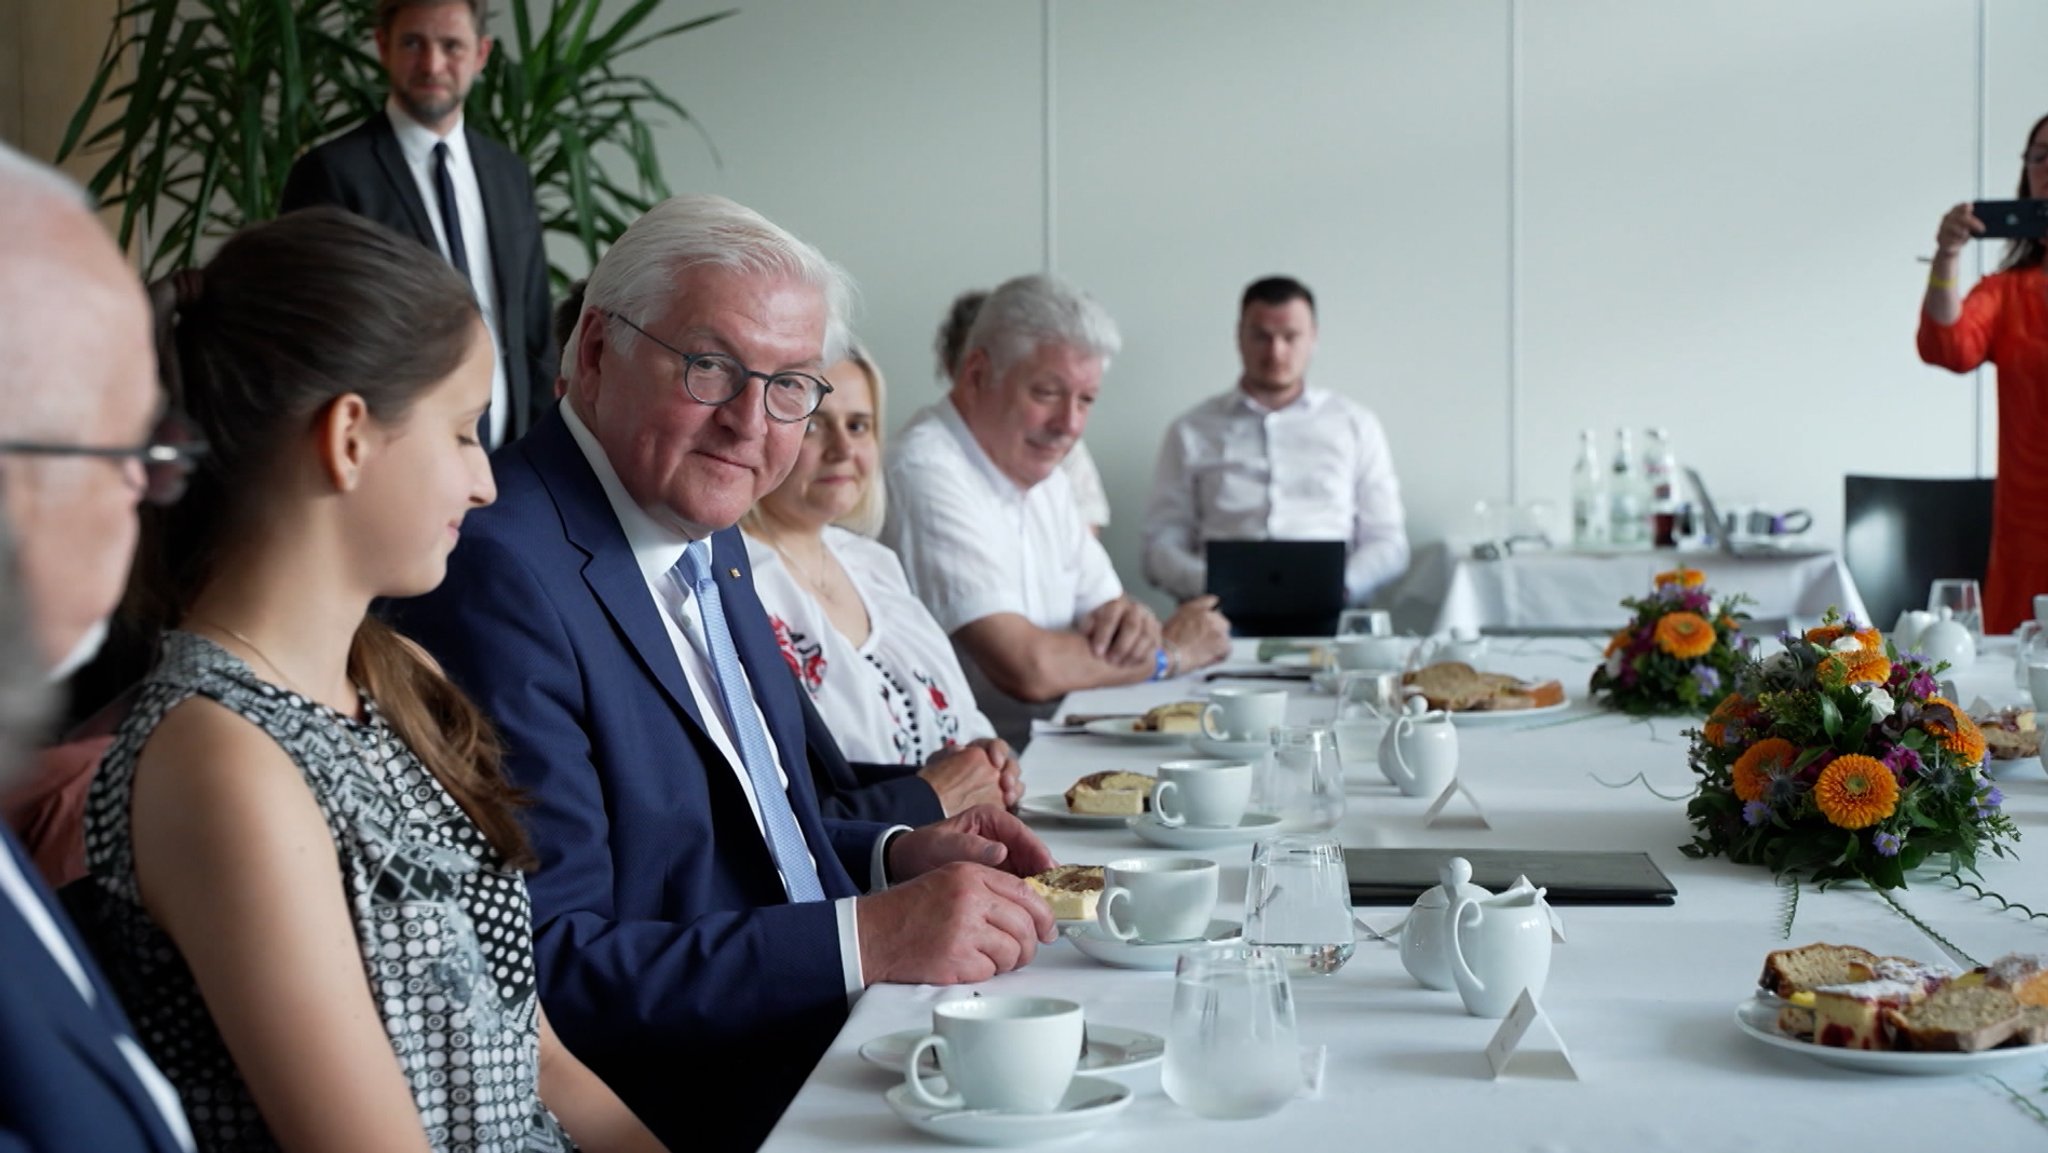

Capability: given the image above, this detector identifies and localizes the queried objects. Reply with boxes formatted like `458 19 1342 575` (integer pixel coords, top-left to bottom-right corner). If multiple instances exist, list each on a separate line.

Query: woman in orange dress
1918 112 2048 635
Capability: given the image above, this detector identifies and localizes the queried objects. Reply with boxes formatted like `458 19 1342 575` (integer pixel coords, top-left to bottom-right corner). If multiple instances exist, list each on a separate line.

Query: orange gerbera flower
1654 612 1716 659
1730 736 1797 803
1814 754 1899 829
1605 629 1631 657
1818 649 1892 687
1920 698 1987 766
1703 694 1752 748
1655 568 1707 589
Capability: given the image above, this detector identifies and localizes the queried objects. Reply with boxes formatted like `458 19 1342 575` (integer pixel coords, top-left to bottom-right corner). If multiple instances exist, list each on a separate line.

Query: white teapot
1892 609 1935 653
1399 857 1491 991
1915 606 1976 669
1378 700 1459 797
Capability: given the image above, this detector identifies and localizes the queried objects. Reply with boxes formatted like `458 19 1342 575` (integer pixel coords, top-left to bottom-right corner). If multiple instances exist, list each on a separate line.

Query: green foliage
57 0 729 283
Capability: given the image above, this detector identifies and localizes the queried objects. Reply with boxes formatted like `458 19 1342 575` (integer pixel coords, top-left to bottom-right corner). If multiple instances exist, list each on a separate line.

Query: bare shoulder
130 695 333 871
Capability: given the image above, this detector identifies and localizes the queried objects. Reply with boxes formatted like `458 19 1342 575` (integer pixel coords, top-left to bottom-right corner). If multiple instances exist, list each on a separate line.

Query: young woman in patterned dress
82 209 664 1153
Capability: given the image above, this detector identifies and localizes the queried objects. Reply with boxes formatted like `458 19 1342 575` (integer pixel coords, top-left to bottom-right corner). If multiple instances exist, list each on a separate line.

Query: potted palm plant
58 0 729 283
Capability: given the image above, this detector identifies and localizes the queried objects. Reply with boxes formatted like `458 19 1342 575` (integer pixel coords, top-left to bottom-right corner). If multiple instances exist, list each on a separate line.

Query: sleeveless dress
83 631 574 1152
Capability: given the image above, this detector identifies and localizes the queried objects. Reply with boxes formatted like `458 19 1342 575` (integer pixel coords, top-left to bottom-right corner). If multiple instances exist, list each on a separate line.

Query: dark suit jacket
279 113 556 441
801 694 944 825
393 408 893 1152
0 831 189 1153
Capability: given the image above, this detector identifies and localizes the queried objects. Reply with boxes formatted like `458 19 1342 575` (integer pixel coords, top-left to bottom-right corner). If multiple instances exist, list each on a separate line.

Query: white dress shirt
1144 385 1410 606
745 527 997 765
881 397 1124 744
1060 440 1111 529
0 835 195 1150
561 402 885 998
386 100 511 448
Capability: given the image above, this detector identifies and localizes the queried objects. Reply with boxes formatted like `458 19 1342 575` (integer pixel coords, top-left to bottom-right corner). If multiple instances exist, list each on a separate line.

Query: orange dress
1918 265 2048 634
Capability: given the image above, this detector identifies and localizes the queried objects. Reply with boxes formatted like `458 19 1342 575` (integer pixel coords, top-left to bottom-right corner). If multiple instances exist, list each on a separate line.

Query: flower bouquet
1682 613 2018 889
1588 568 1750 715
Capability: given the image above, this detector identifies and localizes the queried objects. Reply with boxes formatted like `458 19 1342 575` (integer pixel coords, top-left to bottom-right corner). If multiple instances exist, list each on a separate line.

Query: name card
1423 777 1491 829
1485 988 1579 1080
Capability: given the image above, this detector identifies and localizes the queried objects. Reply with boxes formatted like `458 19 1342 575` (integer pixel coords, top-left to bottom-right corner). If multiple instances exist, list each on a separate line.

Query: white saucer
1734 995 2048 1075
1064 919 1244 970
1188 735 1271 762
1443 698 1572 726
1128 811 1283 849
1082 717 1194 743
1016 793 1141 827
860 1023 1164 1075
885 1074 1132 1146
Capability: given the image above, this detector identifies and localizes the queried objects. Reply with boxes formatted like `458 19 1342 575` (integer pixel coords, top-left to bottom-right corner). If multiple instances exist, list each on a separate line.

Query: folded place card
1422 777 1491 828
1485 989 1579 1081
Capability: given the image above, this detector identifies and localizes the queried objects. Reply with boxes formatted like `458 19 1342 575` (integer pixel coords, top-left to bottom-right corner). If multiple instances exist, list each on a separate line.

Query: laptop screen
1204 539 1346 637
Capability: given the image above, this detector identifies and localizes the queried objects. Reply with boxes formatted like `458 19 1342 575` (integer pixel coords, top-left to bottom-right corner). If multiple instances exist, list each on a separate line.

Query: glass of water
1162 942 1299 1119
1332 670 1400 768
1242 834 1354 975
1336 608 1392 638
1928 578 1984 638
1263 725 1344 830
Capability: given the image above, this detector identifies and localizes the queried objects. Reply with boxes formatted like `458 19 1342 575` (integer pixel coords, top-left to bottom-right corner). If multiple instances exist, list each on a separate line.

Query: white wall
592 0 2048 608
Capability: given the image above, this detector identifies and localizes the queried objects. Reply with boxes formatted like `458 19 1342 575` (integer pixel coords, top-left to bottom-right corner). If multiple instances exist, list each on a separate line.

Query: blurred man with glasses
396 194 1058 1152
0 141 196 1153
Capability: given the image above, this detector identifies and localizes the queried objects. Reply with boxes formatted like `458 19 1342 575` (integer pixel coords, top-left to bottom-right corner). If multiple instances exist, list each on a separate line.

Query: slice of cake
1402 662 1565 712
1985 954 2048 1006
1026 865 1105 920
1134 701 1204 733
1758 942 1879 998
1850 956 1955 996
1882 984 2024 1052
1064 770 1153 815
1810 979 1927 1050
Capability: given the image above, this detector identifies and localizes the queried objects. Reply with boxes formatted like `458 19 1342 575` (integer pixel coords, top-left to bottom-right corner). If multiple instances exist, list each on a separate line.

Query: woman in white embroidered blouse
742 349 1012 814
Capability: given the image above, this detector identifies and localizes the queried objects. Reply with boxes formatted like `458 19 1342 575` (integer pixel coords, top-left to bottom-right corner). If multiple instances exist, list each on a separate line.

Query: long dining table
760 637 2048 1151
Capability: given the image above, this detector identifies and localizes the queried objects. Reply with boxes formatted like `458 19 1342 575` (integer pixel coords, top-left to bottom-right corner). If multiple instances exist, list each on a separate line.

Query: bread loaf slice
1758 942 1879 999
1882 984 2023 1052
1402 661 1564 712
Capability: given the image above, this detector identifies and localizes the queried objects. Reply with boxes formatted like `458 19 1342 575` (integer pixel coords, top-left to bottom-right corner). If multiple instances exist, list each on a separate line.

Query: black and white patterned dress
84 632 573 1152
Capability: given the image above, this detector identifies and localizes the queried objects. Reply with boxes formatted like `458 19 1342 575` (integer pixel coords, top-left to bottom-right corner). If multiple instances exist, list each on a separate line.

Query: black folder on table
1343 848 1677 906
1205 539 1346 638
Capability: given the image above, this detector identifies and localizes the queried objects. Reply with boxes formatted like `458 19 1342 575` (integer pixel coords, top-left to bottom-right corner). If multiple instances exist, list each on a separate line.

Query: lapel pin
728 567 741 579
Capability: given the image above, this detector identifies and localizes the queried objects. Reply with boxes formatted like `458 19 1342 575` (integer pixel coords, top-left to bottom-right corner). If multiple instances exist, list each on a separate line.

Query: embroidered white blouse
744 527 996 765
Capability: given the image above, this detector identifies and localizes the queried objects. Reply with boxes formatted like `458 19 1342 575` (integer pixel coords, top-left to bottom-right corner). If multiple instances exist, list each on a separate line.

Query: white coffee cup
2027 664 2048 713
1201 687 1288 742
1151 759 1253 829
904 996 1083 1113
1098 857 1219 943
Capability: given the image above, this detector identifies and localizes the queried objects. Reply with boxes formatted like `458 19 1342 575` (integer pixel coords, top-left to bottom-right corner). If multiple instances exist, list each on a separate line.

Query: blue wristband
1150 647 1171 681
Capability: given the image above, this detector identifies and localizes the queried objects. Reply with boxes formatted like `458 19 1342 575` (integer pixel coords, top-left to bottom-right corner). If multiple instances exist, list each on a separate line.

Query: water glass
1332 670 1400 766
1336 608 1392 638
2016 622 2047 691
1261 725 1344 830
1161 942 1300 1119
1242 835 1355 975
1929 578 1984 638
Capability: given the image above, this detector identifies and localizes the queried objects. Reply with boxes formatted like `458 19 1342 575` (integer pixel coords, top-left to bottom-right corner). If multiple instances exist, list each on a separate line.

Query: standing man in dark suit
280 0 553 447
396 194 1059 1152
0 141 194 1153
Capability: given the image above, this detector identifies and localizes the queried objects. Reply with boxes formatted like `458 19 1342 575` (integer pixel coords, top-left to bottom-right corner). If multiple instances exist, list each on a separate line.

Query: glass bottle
1645 428 1681 548
1570 430 1610 549
1609 428 1648 549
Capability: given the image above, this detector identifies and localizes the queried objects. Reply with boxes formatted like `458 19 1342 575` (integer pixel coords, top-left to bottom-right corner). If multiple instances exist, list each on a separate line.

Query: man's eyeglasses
0 410 208 506
606 311 832 424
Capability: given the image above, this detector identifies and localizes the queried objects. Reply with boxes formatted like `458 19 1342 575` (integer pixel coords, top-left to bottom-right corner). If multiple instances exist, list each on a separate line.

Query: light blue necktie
676 540 827 902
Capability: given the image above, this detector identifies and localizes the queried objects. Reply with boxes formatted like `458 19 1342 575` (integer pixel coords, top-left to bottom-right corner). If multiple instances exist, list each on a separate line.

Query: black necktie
431 141 470 278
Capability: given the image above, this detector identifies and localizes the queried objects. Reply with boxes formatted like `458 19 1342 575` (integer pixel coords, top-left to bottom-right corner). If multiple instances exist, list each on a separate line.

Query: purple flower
1742 800 1771 827
1682 590 1712 613
1881 745 1923 778
1976 786 2005 819
1873 830 1902 857
1691 665 1722 695
1906 672 1938 700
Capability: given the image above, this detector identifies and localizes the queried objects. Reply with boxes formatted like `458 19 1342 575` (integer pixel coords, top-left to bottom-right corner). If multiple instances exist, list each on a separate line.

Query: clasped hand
858 805 1058 985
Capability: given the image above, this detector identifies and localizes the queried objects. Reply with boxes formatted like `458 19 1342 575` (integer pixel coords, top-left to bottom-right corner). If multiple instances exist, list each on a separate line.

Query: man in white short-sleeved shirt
1144 275 1410 606
885 275 1232 746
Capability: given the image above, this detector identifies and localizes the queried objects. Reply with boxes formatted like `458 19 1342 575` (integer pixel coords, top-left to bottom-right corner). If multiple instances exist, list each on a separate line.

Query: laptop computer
1343 847 1677 906
1204 539 1346 638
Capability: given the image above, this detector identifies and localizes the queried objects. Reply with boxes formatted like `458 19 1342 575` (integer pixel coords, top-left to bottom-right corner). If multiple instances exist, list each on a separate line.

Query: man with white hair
397 194 1059 1152
0 141 195 1152
883 275 1232 747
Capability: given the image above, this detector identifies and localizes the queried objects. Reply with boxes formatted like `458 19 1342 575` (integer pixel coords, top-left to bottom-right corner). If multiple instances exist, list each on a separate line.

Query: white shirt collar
559 399 707 583
1231 383 1322 418
385 97 471 167
937 394 1032 503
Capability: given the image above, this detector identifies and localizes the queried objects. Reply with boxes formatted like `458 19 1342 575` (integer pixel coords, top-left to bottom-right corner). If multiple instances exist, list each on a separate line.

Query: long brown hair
1998 112 2048 274
143 207 532 868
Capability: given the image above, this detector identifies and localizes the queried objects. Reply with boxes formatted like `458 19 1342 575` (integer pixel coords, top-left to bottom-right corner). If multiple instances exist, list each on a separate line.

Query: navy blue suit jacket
0 832 187 1153
395 408 891 1151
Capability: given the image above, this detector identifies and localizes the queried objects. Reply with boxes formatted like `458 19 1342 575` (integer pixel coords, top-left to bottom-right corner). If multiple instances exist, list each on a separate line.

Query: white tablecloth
1385 542 1869 638
761 640 2048 1152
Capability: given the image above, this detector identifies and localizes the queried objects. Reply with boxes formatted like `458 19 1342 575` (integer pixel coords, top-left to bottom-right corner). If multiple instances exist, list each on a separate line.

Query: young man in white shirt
1144 275 1410 607
885 275 1232 746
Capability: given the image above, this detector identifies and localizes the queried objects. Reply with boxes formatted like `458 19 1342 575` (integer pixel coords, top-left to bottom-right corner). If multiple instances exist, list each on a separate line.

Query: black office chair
1842 475 1994 631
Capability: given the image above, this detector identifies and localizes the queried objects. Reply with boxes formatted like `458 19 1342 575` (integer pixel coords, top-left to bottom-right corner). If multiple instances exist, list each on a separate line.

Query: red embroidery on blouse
768 615 827 691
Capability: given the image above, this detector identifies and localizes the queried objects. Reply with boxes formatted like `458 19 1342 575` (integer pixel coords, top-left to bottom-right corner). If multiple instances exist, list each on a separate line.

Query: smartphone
1974 199 2048 239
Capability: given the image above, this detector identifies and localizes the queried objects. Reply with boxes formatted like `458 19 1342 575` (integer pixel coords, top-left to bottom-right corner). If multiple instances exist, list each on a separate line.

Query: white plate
1441 698 1573 726
1016 794 1143 828
860 1024 1164 1075
1733 996 2048 1075
1188 735 1271 762
1128 812 1284 849
1065 919 1244 970
886 1074 1132 1147
1082 717 1196 743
